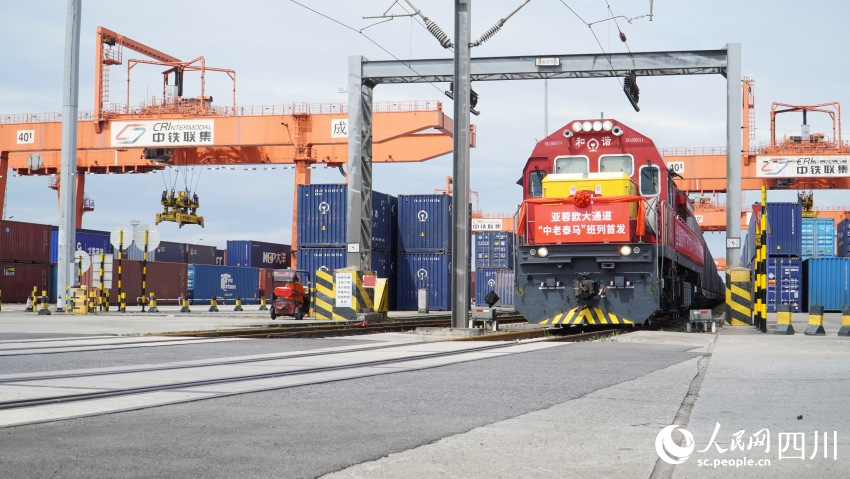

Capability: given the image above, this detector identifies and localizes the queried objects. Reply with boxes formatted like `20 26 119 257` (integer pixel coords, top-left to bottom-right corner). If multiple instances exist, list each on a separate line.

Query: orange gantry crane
0 27 473 250
663 79 850 231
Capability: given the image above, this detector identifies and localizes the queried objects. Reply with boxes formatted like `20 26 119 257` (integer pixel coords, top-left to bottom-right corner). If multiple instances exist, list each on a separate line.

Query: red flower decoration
574 190 593 208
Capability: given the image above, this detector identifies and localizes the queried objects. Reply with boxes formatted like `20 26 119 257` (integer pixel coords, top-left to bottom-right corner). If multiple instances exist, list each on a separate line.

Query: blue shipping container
187 264 259 303
766 256 802 313
397 252 452 311
803 257 850 312
371 249 397 310
153 241 188 263
397 194 452 252
296 184 395 249
474 268 515 307
837 219 850 257
754 203 802 257
297 247 348 278
801 217 834 259
226 240 291 268
49 228 113 263
474 231 515 269
389 195 398 252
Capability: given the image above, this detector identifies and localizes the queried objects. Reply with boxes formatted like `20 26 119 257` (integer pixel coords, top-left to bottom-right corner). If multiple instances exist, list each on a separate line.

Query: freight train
514 119 724 326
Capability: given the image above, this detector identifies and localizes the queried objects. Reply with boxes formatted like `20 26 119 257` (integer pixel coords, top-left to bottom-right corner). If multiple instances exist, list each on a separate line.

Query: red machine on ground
270 269 311 321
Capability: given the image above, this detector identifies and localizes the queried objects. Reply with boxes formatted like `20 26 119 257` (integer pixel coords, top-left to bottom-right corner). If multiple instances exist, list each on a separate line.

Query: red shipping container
96 260 188 306
0 220 52 263
258 268 274 297
1 262 50 303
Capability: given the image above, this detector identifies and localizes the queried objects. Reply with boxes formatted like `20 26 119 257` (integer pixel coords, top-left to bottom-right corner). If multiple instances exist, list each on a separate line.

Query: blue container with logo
803 257 850 312
766 256 802 313
801 217 835 259
297 184 348 247
474 268 515 307
753 203 802 257
296 247 348 278
226 240 291 268
187 264 259 303
397 252 452 311
49 228 113 263
397 194 452 252
474 231 515 269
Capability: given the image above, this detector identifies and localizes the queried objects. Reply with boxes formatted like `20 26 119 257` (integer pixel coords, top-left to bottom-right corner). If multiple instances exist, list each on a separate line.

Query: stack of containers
1 220 51 303
396 194 452 310
473 231 515 307
801 217 835 259
295 184 397 308
749 203 803 312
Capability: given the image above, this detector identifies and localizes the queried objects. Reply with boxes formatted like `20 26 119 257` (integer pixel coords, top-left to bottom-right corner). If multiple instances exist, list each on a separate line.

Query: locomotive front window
599 154 634 176
554 156 588 174
640 165 660 196
529 170 545 197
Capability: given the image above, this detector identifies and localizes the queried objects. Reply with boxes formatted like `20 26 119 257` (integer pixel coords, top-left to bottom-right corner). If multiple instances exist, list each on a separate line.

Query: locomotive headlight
602 120 613 131
537 246 550 258
572 122 583 132
592 121 603 132
582 121 593 132
619 245 632 256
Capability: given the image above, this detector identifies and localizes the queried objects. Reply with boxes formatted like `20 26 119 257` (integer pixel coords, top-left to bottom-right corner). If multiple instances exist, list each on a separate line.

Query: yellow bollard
180 294 191 313
209 296 219 313
838 306 850 337
37 292 52 316
234 296 243 312
27 287 36 312
804 305 826 336
119 292 126 313
775 304 795 335
258 296 268 311
148 292 159 313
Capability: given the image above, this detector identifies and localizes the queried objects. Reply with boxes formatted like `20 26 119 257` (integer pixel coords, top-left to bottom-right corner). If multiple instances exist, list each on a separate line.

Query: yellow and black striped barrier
180 295 191 313
541 306 633 326
804 305 826 336
726 268 753 326
209 296 219 313
234 297 243 312
775 304 794 335
37 292 51 316
148 293 159 313
839 306 850 337
258 297 268 311
314 269 375 321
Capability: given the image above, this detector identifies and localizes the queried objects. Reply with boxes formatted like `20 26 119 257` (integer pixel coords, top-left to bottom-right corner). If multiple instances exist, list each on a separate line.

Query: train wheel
270 309 277 320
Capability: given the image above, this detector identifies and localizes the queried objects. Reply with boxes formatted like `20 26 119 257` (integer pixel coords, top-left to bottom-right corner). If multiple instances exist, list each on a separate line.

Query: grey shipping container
803 257 850 312
188 244 217 265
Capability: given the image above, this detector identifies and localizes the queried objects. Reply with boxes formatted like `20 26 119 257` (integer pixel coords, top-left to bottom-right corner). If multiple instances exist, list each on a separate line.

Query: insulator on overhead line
425 19 452 49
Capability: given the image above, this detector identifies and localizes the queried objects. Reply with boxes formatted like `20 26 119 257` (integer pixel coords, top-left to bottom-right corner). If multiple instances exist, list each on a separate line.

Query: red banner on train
674 219 705 265
526 202 631 244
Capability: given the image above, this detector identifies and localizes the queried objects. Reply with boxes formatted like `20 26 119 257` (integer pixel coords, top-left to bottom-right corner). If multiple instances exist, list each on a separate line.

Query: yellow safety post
839 306 850 337
27 287 37 312
88 290 97 314
234 296 243 312
64 287 71 314
775 304 795 335
726 268 753 326
180 294 191 313
258 296 268 311
148 292 159 313
119 292 126 313
804 305 826 336
209 296 219 313
37 291 51 316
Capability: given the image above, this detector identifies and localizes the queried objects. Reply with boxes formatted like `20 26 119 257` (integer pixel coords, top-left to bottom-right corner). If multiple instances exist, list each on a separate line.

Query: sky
2 1 849 262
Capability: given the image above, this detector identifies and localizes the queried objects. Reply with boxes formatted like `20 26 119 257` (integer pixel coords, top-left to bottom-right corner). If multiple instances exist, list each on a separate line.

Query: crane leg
291 159 312 268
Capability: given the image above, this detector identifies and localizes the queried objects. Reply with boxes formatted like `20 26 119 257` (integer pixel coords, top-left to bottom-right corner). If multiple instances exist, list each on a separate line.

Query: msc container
49 228 113 263
837 219 850 257
153 241 188 263
766 256 802 313
0 262 50 303
474 231 515 269
297 183 348 247
0 220 52 263
187 264 259 303
226 240 291 268
397 194 452 252
188 244 217 265
803 257 850 312
751 203 802 257
474 268 515 307
801 217 834 259
397 252 451 311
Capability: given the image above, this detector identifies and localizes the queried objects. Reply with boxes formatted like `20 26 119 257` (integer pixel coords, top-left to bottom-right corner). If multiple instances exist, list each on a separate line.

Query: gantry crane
662 79 850 231
0 27 473 253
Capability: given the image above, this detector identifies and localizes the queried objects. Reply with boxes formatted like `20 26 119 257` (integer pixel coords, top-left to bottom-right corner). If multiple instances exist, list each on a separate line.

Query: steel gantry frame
348 44 741 327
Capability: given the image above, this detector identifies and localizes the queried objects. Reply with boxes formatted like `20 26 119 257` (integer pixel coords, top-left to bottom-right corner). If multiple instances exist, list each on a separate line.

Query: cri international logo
656 425 695 465
114 123 146 145
760 157 789 176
